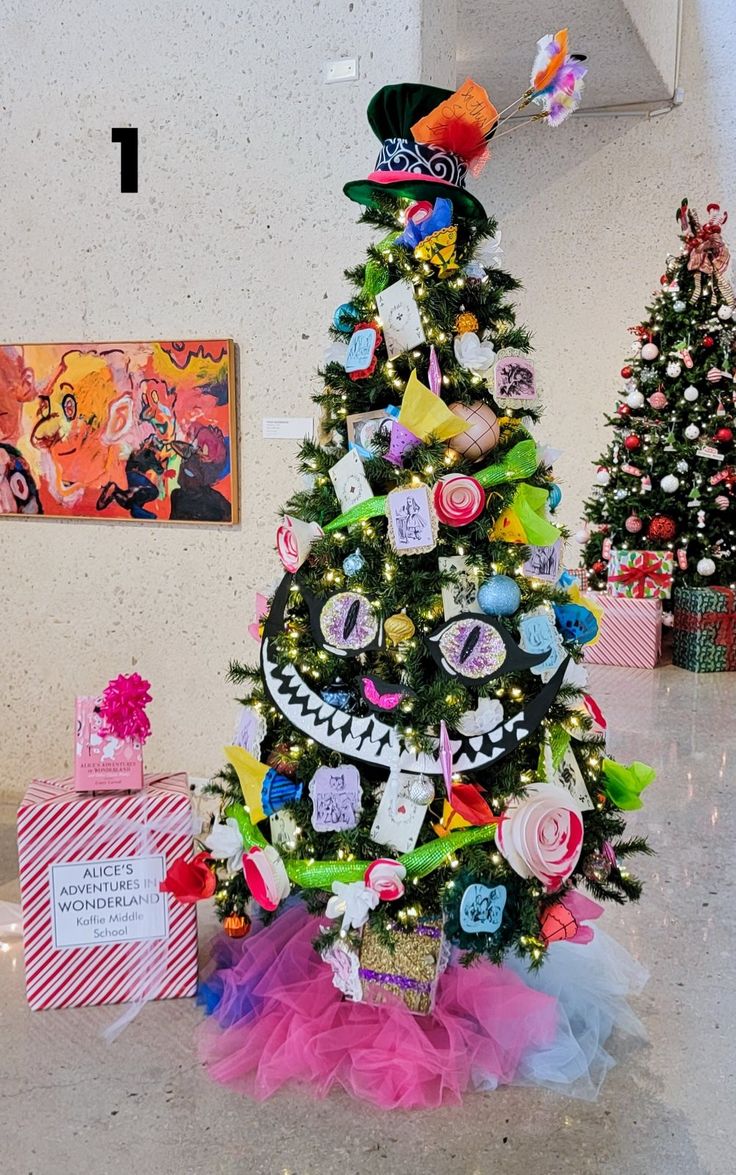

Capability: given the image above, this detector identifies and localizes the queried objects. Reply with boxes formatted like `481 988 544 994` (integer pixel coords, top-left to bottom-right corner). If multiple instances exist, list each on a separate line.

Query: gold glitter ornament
455 311 479 335
384 612 416 645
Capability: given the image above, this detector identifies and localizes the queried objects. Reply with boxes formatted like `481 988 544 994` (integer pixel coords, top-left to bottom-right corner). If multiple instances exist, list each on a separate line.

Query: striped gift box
17 772 197 1011
583 593 662 668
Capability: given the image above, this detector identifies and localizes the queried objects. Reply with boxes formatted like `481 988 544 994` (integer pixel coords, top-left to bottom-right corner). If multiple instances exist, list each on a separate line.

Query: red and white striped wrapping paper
582 593 662 669
17 772 197 1011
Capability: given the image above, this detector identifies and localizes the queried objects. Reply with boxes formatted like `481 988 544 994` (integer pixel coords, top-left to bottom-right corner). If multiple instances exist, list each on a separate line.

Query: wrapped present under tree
607 549 674 600
673 585 736 672
584 594 662 669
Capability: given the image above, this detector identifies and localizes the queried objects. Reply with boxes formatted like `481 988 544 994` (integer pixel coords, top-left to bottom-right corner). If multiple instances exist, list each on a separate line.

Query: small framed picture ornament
491 348 539 408
385 485 437 555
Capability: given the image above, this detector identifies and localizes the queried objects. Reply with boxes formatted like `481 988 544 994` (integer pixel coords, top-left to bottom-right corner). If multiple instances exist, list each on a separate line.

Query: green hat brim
343 177 487 222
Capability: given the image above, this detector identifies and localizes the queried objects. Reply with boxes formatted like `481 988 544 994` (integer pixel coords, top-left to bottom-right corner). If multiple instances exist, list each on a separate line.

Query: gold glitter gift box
357 917 448 1015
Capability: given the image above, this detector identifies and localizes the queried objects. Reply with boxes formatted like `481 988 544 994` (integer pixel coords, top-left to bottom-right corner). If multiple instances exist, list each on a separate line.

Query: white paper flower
321 942 363 1001
324 340 349 367
474 232 503 269
456 696 505 736
497 784 584 892
454 331 496 375
242 844 291 911
325 880 379 931
204 818 244 872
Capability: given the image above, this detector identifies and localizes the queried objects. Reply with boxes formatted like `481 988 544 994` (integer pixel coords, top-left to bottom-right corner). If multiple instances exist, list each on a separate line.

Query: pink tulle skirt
199 902 647 1110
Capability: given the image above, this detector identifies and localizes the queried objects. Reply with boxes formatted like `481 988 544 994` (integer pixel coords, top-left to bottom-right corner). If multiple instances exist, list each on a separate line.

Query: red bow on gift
609 551 671 598
679 587 736 670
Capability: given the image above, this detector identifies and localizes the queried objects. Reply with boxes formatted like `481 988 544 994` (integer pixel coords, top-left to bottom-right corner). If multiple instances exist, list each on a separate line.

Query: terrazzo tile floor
1 664 734 1175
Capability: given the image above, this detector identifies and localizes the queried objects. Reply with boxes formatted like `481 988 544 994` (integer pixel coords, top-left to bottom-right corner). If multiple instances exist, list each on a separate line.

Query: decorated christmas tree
580 200 736 594
183 37 653 1107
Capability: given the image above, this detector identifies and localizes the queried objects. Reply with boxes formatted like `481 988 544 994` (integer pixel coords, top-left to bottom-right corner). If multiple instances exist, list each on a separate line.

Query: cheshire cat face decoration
426 612 549 685
261 574 569 774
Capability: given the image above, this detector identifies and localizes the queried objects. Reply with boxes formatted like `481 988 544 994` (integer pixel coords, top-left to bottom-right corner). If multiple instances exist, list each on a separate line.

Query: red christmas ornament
620 365 633 379
617 403 631 417
660 274 668 285
648 514 677 542
703 335 715 349
592 560 605 574
624 434 641 451
715 427 734 443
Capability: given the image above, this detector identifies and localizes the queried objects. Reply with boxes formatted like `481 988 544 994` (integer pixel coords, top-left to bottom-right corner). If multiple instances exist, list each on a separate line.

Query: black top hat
344 83 488 221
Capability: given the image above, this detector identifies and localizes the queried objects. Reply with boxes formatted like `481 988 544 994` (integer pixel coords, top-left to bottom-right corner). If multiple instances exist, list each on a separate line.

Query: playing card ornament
261 574 569 774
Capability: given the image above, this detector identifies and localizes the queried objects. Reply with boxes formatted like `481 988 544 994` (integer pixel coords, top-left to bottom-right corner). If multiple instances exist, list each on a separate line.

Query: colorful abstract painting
0 339 237 523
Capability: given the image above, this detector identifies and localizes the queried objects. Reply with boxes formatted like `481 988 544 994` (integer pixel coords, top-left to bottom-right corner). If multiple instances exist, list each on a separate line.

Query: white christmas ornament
683 386 699 402
676 460 689 473
666 361 682 378
454 331 496 375
673 300 686 312
697 557 716 577
717 305 733 321
626 390 645 409
641 343 659 361
660 474 680 493
684 424 700 440
574 525 591 545
614 489 627 500
595 469 611 487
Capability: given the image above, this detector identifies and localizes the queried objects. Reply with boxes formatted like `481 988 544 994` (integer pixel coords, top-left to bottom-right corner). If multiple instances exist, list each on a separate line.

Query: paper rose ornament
159 851 216 904
496 783 584 892
242 844 291 911
454 331 496 375
276 514 324 573
364 858 406 901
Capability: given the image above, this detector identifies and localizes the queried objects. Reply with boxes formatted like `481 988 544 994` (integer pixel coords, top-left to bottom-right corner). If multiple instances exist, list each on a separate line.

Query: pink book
74 695 144 791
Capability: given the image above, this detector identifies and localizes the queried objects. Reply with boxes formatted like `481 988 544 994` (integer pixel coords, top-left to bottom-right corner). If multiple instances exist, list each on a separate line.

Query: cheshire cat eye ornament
407 775 435 805
342 548 365 577
583 851 611 884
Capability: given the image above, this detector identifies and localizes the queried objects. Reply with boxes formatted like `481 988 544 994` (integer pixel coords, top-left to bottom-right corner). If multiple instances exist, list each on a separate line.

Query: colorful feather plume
529 29 587 127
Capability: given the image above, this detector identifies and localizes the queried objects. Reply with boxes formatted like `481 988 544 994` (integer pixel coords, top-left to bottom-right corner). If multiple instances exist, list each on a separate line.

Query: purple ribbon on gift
358 967 433 994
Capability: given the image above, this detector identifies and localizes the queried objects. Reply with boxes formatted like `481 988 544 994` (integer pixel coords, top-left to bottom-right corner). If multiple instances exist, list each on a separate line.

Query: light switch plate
324 58 359 84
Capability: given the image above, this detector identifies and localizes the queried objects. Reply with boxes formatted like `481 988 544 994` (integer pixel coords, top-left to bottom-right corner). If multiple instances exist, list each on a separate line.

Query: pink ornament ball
648 391 667 410
447 402 500 462
625 514 643 534
641 342 659 361
715 495 730 510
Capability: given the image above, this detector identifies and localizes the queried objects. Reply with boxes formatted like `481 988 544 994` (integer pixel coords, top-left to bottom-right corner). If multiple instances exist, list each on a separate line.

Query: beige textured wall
0 0 452 798
0 1 733 798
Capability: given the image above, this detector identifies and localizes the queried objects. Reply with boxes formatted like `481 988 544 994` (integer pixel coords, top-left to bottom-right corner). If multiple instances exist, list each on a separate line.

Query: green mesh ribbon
361 231 398 301
323 439 539 533
225 801 498 889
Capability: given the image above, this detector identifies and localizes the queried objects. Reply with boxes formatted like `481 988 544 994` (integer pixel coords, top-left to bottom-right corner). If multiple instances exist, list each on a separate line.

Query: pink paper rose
242 845 290 911
497 783 584 892
364 858 406 901
276 515 324 573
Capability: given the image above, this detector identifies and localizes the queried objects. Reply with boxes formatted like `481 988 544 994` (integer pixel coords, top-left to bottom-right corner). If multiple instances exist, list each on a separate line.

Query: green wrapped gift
673 585 736 673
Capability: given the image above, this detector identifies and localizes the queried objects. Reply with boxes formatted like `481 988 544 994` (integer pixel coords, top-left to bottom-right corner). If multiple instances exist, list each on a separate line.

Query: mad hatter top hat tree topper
344 30 588 220
189 28 652 1110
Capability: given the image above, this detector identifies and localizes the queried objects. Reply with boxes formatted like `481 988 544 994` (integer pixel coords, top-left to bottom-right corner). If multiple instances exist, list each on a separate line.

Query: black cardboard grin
261 574 569 774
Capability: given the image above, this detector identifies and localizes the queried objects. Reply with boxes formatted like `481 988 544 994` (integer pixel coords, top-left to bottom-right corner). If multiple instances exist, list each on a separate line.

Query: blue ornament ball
548 483 562 511
342 548 365 577
477 574 521 616
333 302 359 333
